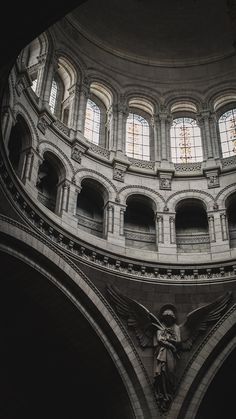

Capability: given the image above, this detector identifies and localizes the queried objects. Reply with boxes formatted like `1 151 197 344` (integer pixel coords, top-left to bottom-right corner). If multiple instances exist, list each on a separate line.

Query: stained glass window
49 79 58 114
84 99 100 145
170 117 203 163
218 109 236 158
31 78 38 93
126 113 150 161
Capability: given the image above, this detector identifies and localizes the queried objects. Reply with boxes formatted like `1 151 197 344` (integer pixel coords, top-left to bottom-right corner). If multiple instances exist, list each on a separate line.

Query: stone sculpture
106 285 232 412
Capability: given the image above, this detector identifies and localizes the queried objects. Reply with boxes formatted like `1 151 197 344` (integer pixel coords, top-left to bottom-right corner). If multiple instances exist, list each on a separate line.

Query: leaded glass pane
170 117 203 163
126 113 150 161
84 99 101 145
32 78 38 93
49 79 58 114
219 109 236 157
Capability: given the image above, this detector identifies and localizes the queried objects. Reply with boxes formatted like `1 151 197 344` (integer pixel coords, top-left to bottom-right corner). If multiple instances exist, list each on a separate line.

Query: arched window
49 79 58 114
126 113 150 160
218 108 236 158
84 99 101 144
170 117 203 163
31 77 38 93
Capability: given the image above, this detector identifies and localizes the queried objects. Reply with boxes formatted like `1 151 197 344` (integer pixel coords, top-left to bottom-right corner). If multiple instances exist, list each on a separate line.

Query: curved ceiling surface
67 0 234 65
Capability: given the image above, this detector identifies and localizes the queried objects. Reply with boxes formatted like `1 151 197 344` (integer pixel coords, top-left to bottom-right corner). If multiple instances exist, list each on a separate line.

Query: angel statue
106 284 232 412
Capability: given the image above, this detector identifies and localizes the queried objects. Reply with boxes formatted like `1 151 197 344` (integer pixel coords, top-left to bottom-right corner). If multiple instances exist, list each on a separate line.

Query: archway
0 250 135 419
196 348 236 419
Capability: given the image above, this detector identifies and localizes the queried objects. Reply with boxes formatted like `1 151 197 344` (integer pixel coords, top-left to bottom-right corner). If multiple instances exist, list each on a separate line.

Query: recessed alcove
124 194 156 250
175 199 210 253
76 179 107 238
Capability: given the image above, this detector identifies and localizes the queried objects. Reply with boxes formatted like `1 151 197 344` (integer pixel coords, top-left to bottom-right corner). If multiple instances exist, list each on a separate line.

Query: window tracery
84 99 101 145
170 117 203 163
218 108 236 158
126 113 150 161
49 79 58 114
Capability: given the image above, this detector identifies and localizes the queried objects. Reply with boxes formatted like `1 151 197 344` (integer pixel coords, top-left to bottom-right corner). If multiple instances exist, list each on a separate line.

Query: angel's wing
180 291 232 350
106 284 164 348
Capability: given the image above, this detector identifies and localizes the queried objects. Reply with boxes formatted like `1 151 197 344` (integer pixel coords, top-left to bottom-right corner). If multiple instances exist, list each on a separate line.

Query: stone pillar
120 207 126 236
158 110 172 161
104 201 114 238
169 216 176 244
77 80 90 134
198 110 214 160
220 212 229 241
67 82 80 130
61 181 70 212
60 181 78 229
69 184 81 217
208 215 216 242
152 114 161 161
114 95 128 154
209 112 221 158
155 214 164 245
22 149 34 182
38 52 59 106
208 210 230 257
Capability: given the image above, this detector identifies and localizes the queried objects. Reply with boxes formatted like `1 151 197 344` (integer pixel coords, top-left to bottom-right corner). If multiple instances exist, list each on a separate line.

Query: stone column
38 51 59 107
152 114 161 161
22 149 34 182
103 201 114 238
208 215 216 242
158 110 172 161
155 214 164 245
169 216 176 244
208 210 230 257
209 112 221 158
59 181 78 228
220 212 229 241
67 82 80 130
120 207 126 236
77 80 90 134
61 181 70 213
114 95 128 154
198 110 214 160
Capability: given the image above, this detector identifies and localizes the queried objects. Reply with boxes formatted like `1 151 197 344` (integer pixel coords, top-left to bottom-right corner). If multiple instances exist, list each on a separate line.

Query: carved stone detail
159 172 173 190
71 141 89 163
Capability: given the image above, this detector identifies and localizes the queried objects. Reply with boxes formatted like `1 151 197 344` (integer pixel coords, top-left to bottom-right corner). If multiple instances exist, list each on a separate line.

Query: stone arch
164 91 203 112
166 190 215 212
14 103 39 149
207 86 236 112
165 95 201 114
169 303 236 419
216 183 236 209
7 113 34 178
87 71 120 103
0 217 157 419
75 168 117 202
125 91 157 114
124 85 161 111
118 185 165 209
39 140 74 180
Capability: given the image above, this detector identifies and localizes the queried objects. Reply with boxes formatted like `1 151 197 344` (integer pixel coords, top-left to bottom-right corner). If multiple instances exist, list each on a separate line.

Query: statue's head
159 304 177 326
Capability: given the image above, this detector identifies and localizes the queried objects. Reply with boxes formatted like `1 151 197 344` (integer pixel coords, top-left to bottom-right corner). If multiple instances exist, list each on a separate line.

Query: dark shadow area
196 348 236 419
0 251 133 419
